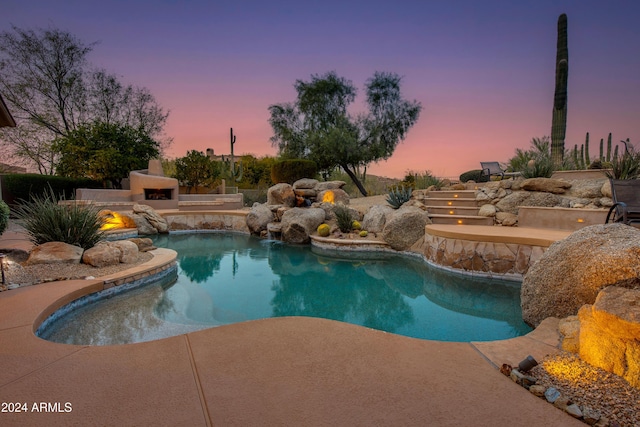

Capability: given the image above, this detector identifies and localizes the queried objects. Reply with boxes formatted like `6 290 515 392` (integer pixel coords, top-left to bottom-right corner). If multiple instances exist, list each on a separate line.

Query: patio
0 226 583 426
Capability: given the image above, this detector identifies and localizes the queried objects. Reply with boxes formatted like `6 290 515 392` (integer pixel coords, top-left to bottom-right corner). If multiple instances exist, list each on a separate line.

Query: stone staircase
422 190 494 226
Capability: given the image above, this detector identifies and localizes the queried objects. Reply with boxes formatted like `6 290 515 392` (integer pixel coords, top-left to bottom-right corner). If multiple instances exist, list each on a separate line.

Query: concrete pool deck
0 227 583 426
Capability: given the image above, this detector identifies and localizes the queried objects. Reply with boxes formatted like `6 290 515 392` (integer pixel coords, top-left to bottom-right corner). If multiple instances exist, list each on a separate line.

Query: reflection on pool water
40 233 532 345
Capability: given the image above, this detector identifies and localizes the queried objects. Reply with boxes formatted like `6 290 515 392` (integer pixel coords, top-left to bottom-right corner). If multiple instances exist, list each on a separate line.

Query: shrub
12 188 106 249
0 201 9 235
352 220 361 230
359 230 368 237
403 170 443 189
521 156 554 178
2 174 102 206
270 159 318 184
606 145 640 180
317 223 330 237
333 204 353 232
459 170 488 183
386 185 413 209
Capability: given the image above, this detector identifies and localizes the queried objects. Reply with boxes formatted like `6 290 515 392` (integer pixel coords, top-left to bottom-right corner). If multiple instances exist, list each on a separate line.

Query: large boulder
82 243 121 267
132 204 169 233
495 191 562 215
246 203 274 235
108 240 140 263
362 205 394 233
128 237 155 252
521 224 640 327
267 183 296 207
317 188 349 205
478 204 496 217
382 206 431 251
566 179 605 199
521 178 572 194
280 207 326 244
578 286 640 388
129 213 158 235
315 181 346 191
27 242 83 265
292 178 319 189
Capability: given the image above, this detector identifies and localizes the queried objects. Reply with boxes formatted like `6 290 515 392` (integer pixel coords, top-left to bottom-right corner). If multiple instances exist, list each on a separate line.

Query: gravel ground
528 352 639 427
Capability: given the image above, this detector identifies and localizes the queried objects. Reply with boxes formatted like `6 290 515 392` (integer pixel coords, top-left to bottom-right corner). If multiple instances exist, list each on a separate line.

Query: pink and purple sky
4 0 639 179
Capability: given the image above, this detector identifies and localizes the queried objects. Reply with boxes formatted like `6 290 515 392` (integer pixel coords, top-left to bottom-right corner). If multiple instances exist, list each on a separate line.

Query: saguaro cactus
230 127 236 177
551 13 569 167
227 128 243 182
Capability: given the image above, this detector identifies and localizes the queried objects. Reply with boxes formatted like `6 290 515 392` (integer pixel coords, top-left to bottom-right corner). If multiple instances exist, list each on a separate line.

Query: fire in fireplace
144 188 173 200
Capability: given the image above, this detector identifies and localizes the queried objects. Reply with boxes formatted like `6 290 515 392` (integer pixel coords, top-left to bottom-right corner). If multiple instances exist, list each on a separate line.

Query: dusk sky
4 0 639 179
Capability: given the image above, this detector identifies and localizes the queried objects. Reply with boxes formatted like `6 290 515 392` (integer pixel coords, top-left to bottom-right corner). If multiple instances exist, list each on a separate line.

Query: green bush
333 204 354 233
403 170 443 189
386 185 413 209
3 174 102 205
606 147 640 180
12 188 106 249
270 159 317 184
0 201 9 236
459 170 488 183
521 156 554 178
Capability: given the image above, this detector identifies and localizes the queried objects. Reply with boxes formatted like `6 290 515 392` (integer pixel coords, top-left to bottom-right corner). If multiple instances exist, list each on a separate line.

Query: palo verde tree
173 150 221 193
268 71 422 196
0 25 170 174
53 122 160 188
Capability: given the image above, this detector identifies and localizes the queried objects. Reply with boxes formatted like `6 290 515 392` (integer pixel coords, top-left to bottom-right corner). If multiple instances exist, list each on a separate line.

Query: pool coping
0 232 583 426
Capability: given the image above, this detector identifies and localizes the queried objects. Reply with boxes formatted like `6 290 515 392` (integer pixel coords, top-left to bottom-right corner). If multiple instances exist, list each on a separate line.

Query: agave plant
386 185 413 209
12 187 106 249
333 203 354 233
605 141 640 180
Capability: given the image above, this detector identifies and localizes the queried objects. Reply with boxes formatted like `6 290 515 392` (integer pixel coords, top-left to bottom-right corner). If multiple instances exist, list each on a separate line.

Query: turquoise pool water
41 233 531 345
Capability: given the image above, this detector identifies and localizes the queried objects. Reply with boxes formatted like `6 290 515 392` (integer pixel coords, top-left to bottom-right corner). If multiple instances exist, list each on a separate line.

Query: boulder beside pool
520 224 640 327
280 207 325 244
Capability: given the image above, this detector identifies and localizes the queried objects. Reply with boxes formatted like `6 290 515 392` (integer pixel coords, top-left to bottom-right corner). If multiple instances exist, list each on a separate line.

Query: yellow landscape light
457 220 463 224
101 212 126 230
447 201 453 206
449 210 455 215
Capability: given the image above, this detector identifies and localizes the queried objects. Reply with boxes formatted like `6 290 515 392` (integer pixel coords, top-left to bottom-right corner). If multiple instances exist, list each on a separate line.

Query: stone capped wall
416 233 546 277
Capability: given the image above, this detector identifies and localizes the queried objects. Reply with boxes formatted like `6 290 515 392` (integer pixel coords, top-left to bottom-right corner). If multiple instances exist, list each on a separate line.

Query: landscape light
518 355 538 372
0 254 5 285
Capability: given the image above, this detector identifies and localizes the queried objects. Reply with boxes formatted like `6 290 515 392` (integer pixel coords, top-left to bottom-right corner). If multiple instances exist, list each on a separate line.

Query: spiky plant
521 155 554 178
12 188 106 249
386 185 412 209
0 201 9 236
605 141 640 180
333 203 354 233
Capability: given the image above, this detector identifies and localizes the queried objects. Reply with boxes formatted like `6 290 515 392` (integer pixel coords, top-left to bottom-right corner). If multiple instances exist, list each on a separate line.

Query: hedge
1 174 102 206
270 159 318 184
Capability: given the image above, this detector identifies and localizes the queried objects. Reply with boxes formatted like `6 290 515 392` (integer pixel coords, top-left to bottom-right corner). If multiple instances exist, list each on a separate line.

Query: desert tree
268 71 422 196
53 122 160 188
0 25 170 173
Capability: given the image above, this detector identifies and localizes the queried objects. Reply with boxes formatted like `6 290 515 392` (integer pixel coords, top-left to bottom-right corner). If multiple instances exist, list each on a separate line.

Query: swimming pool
39 232 531 345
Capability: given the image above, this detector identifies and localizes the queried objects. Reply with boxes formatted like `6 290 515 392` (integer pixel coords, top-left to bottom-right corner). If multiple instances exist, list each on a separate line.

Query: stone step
429 214 494 226
422 198 478 207
425 190 476 199
427 206 480 216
